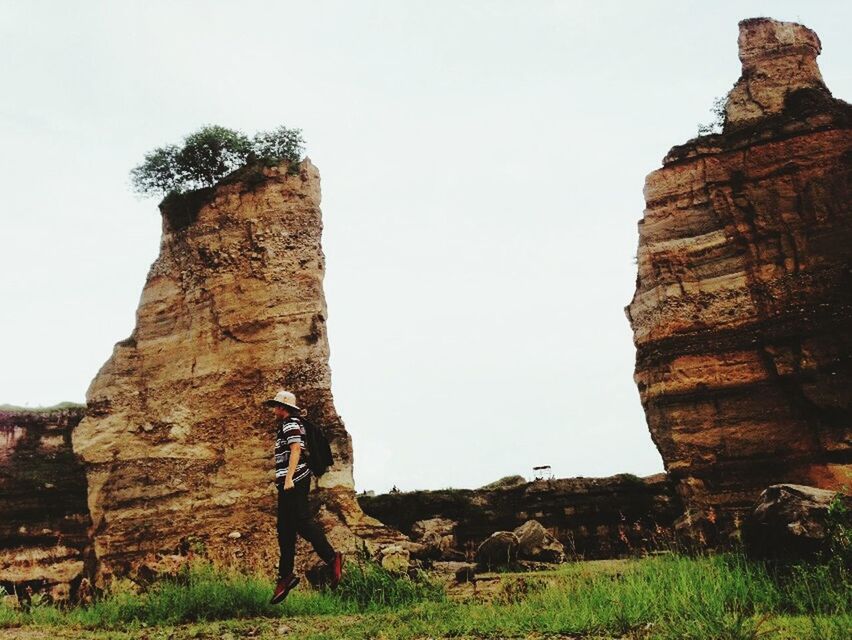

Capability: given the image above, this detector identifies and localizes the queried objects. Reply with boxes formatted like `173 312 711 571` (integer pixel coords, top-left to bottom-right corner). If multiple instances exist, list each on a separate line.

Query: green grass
0 554 848 639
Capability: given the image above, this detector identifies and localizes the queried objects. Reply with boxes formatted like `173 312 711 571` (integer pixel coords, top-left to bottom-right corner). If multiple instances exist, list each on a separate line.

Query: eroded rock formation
0 406 91 600
744 484 851 559
627 18 852 521
359 474 682 559
73 160 393 585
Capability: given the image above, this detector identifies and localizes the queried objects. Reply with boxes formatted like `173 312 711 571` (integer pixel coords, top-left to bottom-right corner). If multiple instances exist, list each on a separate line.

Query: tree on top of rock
130 124 305 198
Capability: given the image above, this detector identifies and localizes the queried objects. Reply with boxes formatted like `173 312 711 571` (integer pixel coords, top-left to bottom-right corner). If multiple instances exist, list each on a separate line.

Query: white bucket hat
263 390 302 412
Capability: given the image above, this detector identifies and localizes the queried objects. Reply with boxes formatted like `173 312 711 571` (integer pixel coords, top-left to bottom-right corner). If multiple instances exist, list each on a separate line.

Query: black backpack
300 417 334 477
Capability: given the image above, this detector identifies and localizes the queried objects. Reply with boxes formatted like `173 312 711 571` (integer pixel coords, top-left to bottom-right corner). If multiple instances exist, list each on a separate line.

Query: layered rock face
0 406 91 600
73 160 390 584
627 19 852 521
359 474 683 559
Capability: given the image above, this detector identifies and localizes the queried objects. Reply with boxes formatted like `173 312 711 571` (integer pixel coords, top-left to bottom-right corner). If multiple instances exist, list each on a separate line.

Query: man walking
265 390 343 604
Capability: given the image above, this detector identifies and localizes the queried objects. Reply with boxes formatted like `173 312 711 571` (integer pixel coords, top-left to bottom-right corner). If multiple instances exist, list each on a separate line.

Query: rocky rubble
627 18 852 523
514 520 565 564
475 531 519 567
409 517 460 560
359 473 682 559
474 520 565 569
744 484 850 559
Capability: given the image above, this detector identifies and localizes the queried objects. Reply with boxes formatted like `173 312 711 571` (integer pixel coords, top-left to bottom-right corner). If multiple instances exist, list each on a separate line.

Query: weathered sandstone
72 160 394 585
475 531 518 567
744 484 850 559
359 474 682 559
0 406 91 600
513 519 565 563
410 517 459 559
626 18 852 522
726 18 826 128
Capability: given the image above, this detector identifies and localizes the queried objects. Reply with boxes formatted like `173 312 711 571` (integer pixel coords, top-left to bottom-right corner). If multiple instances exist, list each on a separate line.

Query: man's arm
283 442 301 490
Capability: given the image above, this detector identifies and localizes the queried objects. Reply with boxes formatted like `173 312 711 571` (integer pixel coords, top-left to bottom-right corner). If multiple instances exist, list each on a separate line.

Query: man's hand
283 477 295 491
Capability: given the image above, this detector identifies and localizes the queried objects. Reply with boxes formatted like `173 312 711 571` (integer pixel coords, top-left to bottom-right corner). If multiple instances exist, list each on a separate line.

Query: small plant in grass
825 491 851 564
335 559 445 610
0 586 22 628
806 614 852 640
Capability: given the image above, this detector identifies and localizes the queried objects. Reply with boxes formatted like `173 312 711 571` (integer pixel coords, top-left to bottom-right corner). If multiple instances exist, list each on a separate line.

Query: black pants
277 476 335 578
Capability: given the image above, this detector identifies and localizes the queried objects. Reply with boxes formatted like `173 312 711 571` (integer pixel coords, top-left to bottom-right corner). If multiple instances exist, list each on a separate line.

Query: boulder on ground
411 517 456 540
744 484 851 559
475 531 519 567
453 562 478 583
397 540 430 560
428 560 478 583
410 517 459 559
377 544 411 574
512 520 565 563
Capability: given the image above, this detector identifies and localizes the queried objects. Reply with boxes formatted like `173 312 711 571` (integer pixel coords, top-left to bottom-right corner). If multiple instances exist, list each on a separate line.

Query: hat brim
264 400 302 411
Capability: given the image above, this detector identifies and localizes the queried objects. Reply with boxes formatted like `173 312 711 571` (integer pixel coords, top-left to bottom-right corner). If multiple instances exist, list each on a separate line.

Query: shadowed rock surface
626 18 852 524
0 406 91 600
72 160 396 585
514 519 565 563
359 474 682 559
475 531 518 567
744 483 850 559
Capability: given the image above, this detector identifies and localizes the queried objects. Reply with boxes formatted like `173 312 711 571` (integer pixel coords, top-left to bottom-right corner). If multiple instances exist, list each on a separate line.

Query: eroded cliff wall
73 160 390 584
627 19 852 520
359 474 682 559
0 406 91 600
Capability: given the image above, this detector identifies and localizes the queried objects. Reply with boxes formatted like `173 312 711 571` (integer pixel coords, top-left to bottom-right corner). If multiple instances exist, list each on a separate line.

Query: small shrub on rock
130 124 305 199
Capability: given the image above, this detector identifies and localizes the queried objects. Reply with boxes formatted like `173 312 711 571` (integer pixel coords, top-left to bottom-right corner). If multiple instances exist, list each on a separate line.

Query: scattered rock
513 520 565 563
410 518 458 559
227 531 242 539
359 473 682 560
744 484 851 559
411 517 456 540
515 559 558 572
396 540 430 559
453 562 478 583
428 560 478 583
475 531 518 567
378 544 410 574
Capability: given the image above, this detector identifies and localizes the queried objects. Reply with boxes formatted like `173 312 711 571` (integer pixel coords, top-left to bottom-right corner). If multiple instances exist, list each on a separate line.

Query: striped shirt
275 417 311 484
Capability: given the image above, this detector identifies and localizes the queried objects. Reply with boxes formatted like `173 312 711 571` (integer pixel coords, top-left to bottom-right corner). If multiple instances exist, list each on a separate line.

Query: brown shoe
270 573 300 604
329 551 343 589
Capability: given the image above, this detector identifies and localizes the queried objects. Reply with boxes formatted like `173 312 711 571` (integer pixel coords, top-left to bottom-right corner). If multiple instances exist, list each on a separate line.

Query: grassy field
1 553 849 639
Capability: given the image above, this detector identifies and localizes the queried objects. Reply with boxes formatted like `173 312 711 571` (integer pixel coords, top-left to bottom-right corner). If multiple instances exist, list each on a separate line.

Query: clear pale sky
1 1 849 493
